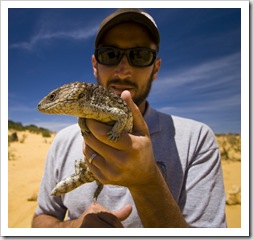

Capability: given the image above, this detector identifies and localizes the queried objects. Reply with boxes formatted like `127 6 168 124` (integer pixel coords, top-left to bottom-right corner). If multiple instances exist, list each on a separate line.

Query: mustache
108 79 138 88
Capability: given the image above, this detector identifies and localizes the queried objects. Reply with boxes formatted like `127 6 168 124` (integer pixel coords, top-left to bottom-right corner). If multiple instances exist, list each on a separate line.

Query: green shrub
8 120 53 138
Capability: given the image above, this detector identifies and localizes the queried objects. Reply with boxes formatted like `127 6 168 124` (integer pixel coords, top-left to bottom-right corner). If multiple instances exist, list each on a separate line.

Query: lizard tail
51 174 87 196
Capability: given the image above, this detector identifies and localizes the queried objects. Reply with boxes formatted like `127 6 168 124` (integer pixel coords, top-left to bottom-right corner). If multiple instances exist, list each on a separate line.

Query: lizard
37 81 133 201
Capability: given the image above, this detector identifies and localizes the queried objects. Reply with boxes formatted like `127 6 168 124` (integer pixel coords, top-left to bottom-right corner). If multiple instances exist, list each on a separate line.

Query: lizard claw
81 129 90 136
107 131 120 142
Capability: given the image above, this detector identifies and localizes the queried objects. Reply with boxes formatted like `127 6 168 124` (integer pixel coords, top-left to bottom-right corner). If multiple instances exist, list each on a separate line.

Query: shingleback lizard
37 81 133 200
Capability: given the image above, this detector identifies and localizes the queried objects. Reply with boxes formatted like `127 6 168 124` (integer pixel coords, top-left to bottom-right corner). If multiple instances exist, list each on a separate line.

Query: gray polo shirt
36 103 227 227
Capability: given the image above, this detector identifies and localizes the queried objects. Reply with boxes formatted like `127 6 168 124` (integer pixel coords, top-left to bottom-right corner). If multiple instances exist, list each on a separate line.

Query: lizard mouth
37 100 60 113
37 101 46 111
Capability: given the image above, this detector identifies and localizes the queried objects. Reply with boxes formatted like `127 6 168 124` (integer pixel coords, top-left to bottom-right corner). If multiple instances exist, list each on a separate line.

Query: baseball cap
95 9 160 48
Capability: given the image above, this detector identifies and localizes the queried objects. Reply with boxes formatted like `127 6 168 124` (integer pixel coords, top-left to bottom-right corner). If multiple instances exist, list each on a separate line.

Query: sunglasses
94 47 157 67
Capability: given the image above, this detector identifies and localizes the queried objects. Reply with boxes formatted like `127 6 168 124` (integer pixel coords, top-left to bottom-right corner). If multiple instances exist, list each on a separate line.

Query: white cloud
9 26 98 51
148 52 241 133
152 52 240 95
149 52 241 110
158 93 240 115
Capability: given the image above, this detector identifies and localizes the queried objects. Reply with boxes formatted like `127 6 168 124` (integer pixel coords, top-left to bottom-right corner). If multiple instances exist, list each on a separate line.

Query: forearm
129 167 189 228
32 203 130 228
32 214 78 228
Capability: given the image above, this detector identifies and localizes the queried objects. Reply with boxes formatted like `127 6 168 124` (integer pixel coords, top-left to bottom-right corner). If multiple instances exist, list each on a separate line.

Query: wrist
128 163 164 194
56 218 81 228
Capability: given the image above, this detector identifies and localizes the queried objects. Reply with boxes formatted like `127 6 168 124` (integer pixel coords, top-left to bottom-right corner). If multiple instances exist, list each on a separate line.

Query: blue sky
8 7 241 134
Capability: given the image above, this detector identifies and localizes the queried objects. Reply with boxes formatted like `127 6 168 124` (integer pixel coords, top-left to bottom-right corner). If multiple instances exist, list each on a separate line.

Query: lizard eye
49 93 56 101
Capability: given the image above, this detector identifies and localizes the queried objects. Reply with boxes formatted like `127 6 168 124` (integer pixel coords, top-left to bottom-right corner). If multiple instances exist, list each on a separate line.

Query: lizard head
37 82 87 116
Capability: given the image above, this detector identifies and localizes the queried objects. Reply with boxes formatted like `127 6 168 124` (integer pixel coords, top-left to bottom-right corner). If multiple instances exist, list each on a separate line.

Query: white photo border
1 0 250 237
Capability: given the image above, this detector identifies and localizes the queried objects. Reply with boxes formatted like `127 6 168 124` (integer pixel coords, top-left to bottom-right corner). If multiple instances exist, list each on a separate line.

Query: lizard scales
37 81 133 200
38 82 133 141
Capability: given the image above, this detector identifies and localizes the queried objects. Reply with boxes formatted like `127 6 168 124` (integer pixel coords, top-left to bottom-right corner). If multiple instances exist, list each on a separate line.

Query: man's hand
83 90 159 189
82 91 188 228
32 202 132 228
75 202 132 228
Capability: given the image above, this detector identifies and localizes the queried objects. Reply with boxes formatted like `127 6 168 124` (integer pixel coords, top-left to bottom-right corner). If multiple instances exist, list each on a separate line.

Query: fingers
83 142 105 179
84 119 132 151
80 202 131 228
81 212 123 228
83 140 116 169
83 143 119 183
82 122 129 179
95 204 132 227
82 90 153 186
112 203 133 221
83 90 149 151
121 90 149 136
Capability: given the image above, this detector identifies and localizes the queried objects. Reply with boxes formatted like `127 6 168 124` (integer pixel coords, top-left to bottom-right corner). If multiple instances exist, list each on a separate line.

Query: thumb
112 204 132 221
121 90 149 135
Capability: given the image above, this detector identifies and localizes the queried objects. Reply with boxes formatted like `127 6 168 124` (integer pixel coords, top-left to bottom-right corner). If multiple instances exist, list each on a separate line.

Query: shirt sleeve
179 125 227 227
35 139 67 220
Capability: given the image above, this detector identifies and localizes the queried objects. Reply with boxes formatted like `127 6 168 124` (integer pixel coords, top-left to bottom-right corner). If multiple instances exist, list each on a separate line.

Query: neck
138 101 147 116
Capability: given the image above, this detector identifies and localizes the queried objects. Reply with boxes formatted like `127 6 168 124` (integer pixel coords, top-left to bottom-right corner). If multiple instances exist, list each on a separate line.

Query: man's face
92 22 161 110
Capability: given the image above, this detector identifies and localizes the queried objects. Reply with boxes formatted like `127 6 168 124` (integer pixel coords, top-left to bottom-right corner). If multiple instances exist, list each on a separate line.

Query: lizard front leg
78 117 90 136
93 180 104 202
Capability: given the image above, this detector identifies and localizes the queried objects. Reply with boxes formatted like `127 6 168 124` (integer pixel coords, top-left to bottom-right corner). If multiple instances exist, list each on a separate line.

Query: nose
114 55 132 79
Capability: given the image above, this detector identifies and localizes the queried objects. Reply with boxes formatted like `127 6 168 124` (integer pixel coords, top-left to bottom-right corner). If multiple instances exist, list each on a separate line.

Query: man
32 9 227 228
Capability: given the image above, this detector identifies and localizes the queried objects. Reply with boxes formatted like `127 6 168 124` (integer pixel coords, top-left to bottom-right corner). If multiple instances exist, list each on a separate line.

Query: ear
92 55 98 78
152 58 161 81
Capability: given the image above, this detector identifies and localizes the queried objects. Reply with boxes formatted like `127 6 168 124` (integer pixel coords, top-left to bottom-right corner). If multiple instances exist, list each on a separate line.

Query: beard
96 67 155 107
131 75 152 106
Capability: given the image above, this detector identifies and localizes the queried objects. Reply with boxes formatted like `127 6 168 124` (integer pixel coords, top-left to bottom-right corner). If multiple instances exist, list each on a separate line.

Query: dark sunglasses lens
95 48 156 67
129 49 156 67
96 48 121 65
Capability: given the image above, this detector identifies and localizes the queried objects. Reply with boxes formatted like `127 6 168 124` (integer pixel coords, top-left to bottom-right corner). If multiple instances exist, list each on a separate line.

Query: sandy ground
8 131 241 228
221 160 241 228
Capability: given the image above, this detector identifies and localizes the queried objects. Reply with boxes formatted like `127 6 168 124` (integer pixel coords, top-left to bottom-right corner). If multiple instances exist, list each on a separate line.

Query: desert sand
8 130 241 228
